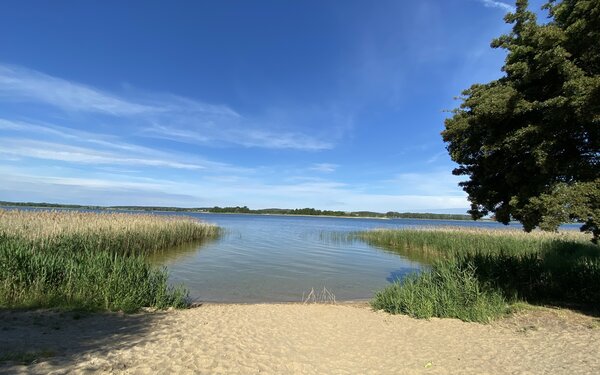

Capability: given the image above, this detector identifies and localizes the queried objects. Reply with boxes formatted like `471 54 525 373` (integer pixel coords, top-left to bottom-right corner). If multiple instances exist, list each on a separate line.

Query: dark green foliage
209 205 253 214
525 181 600 243
458 249 600 305
442 0 600 241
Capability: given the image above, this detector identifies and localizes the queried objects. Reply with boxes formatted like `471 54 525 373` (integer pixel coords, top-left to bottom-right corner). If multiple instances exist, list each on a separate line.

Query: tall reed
0 209 221 255
356 227 600 321
0 209 221 312
352 227 594 260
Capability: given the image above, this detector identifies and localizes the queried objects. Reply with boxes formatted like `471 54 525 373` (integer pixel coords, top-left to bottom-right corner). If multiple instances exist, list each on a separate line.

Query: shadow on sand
0 308 169 372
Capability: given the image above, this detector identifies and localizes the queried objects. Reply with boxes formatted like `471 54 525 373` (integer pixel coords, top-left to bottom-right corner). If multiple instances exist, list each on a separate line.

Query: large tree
442 0 600 241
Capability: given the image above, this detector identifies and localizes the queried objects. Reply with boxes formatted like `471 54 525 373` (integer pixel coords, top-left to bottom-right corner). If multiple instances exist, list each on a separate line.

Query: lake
147 213 526 303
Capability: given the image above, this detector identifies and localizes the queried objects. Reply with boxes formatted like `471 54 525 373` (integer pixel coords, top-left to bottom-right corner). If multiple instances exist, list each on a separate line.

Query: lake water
148 213 527 303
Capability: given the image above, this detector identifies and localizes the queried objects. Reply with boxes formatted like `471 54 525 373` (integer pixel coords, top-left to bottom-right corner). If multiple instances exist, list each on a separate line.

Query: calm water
148 213 526 303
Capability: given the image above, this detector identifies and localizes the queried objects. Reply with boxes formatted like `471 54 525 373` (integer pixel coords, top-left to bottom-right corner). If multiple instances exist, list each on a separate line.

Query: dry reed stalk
0 209 217 239
302 287 337 304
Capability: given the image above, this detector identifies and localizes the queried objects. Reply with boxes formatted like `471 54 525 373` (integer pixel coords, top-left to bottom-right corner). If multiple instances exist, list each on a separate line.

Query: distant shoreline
0 201 482 221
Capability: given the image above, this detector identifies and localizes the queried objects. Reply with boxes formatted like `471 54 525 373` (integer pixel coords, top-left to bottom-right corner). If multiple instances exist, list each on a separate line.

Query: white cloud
478 0 515 12
0 118 254 174
0 164 469 211
198 179 469 212
426 151 448 164
0 64 157 115
0 118 155 154
0 63 338 151
144 123 333 151
1 138 207 170
0 169 199 206
387 171 467 196
241 129 333 151
309 163 339 173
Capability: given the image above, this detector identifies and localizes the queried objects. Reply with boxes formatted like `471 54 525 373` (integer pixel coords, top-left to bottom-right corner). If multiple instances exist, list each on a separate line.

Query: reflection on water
368 243 440 265
147 238 216 265
386 269 415 283
318 231 441 265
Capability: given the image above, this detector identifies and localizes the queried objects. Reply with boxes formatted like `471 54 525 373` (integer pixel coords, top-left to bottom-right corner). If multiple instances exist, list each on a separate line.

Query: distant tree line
0 201 475 220
0 201 201 212
0 201 104 210
384 212 473 220
206 206 473 220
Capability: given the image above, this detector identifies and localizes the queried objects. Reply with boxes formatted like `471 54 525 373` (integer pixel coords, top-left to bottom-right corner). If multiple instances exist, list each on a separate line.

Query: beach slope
1 304 599 374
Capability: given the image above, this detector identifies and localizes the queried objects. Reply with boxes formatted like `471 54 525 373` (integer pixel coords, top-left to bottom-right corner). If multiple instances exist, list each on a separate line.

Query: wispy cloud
0 117 258 174
0 63 337 150
0 64 157 115
478 0 515 12
0 118 157 155
0 167 200 206
1 138 206 170
144 124 333 151
0 165 469 211
426 151 448 164
387 171 467 196
309 163 338 173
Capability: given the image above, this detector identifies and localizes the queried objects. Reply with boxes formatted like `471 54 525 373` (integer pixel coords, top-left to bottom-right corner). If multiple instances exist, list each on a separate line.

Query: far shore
0 203 493 222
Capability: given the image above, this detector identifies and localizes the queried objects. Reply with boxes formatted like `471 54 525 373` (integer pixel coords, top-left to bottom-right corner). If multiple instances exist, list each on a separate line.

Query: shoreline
187 299 372 307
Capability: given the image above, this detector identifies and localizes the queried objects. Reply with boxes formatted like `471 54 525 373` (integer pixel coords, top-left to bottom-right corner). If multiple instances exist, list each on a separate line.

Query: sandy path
1 304 599 374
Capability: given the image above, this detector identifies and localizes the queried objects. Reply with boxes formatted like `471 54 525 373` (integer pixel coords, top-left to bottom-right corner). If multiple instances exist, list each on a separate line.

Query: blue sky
0 0 547 212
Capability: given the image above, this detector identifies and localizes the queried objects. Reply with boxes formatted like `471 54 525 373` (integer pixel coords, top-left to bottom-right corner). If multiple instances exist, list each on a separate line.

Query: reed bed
0 209 221 255
0 209 221 312
352 227 594 260
355 227 600 322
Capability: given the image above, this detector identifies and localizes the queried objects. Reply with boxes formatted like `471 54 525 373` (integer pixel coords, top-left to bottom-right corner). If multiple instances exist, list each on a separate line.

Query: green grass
0 209 221 312
372 261 507 322
354 228 600 322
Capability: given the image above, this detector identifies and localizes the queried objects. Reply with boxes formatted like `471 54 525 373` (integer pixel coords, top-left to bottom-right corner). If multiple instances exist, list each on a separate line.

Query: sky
0 0 549 212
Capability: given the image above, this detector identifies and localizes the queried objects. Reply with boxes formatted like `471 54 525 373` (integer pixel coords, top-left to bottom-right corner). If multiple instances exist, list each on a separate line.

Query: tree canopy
442 0 600 241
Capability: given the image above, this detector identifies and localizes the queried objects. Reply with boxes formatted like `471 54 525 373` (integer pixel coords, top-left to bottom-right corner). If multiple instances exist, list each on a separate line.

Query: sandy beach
1 303 599 375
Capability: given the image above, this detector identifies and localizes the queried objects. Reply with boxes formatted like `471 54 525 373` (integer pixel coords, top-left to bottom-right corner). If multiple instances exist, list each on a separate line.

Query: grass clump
0 209 220 312
358 227 600 322
372 261 507 322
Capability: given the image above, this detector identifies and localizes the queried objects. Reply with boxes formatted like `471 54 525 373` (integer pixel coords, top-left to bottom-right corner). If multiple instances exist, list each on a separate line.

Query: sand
1 303 599 374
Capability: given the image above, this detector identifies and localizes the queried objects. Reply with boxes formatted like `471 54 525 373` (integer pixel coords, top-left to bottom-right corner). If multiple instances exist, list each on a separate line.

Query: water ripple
158 213 516 302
